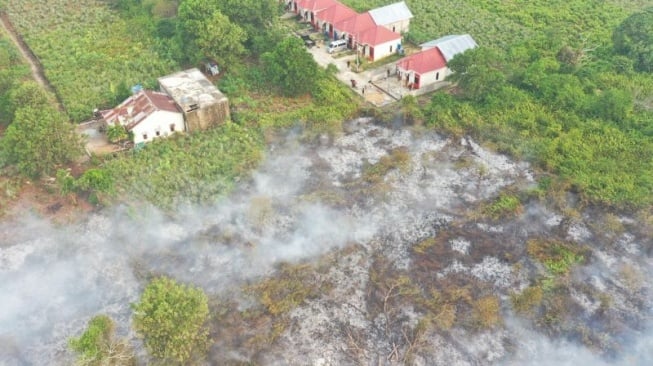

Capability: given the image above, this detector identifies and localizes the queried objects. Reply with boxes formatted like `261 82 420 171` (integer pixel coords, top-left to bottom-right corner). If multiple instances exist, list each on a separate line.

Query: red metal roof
316 2 356 24
301 0 338 11
358 25 401 46
100 90 180 130
396 47 447 75
334 12 376 35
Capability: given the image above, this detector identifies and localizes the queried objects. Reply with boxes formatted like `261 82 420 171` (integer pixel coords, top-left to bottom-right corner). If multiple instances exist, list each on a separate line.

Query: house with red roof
315 2 356 39
101 90 184 145
395 48 448 90
356 25 402 61
294 0 337 27
334 12 376 48
396 34 478 90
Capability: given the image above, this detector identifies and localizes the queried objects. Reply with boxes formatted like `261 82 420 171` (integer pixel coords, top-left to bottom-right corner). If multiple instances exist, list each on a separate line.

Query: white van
327 39 347 54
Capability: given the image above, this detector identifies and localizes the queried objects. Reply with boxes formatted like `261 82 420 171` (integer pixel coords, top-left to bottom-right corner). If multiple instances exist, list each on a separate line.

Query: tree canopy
262 37 319 97
132 276 210 365
177 0 246 65
0 82 82 178
613 8 653 72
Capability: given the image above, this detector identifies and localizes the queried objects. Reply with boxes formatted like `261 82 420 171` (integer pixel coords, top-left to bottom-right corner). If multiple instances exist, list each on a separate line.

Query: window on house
390 45 393 53
142 133 148 140
436 72 440 81
155 130 160 137
392 26 396 32
170 124 175 132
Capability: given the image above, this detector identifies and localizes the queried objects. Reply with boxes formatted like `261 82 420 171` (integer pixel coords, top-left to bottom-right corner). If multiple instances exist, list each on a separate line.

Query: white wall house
368 1 413 34
396 47 448 89
396 34 478 90
100 90 184 145
358 25 402 61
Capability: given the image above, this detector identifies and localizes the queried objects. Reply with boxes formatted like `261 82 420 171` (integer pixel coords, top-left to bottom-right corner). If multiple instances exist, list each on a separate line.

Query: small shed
158 68 230 132
420 34 478 61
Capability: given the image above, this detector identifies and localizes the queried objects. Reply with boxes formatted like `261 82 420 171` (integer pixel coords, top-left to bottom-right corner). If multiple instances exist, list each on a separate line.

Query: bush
132 277 210 364
511 285 543 315
69 315 135 366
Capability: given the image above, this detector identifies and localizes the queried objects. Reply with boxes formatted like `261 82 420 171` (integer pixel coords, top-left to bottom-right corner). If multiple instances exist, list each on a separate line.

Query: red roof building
396 48 448 89
295 0 338 25
334 12 376 36
101 90 185 145
316 2 356 37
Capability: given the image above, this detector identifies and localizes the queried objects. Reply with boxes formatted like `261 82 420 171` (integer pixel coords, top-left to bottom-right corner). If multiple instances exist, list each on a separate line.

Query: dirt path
0 11 65 112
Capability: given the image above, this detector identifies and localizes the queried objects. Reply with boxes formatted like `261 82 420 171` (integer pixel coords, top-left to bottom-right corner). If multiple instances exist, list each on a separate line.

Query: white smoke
0 119 651 365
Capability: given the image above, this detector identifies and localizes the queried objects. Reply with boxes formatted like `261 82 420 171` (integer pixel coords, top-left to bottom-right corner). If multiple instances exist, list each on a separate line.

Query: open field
342 0 648 47
4 0 175 122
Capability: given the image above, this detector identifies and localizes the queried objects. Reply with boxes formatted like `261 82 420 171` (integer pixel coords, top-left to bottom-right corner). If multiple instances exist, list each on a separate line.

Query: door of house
369 47 374 60
414 74 420 89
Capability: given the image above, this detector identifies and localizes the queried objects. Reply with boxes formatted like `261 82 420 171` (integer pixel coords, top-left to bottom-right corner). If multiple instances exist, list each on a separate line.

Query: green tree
177 0 246 66
69 315 135 366
446 48 507 103
106 124 130 143
195 10 247 66
216 0 281 54
613 8 653 72
6 81 51 122
262 37 319 97
1 103 82 178
132 277 210 365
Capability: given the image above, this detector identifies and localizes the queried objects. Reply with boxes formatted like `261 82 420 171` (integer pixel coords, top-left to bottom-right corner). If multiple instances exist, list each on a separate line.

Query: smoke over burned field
1 119 651 365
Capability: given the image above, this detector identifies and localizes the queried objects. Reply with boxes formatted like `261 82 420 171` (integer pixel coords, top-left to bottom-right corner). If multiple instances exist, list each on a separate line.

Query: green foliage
69 315 135 366
1 85 82 178
262 37 319 97
76 168 114 204
527 239 586 276
613 8 653 72
104 123 263 209
447 48 507 102
178 0 247 66
106 124 129 143
56 169 76 195
5 0 176 121
0 36 30 126
132 276 209 365
419 6 653 208
482 194 522 220
214 0 281 54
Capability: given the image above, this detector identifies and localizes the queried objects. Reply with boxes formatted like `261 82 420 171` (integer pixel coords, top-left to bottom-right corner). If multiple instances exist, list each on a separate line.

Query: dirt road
0 11 66 113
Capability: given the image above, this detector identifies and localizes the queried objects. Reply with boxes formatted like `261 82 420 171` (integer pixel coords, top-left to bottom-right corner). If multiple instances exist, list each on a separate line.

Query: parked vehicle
301 34 315 48
327 39 347 54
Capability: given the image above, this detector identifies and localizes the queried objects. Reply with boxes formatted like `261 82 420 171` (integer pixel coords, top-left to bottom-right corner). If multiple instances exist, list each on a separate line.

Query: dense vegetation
0 32 29 126
429 16 653 207
1 81 82 178
103 122 263 208
340 0 653 207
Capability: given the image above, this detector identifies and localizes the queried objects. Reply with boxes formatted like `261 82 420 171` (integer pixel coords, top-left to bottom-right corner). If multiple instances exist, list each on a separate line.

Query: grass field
4 0 175 122
342 0 647 47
